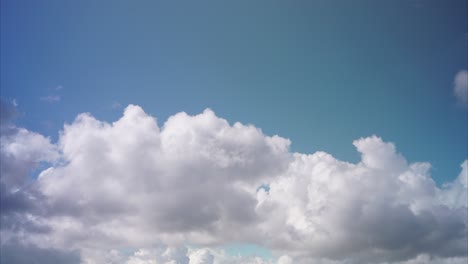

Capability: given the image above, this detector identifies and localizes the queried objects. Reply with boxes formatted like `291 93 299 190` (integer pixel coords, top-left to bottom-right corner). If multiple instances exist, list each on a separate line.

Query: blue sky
1 0 468 186
1 0 466 183
0 2 467 263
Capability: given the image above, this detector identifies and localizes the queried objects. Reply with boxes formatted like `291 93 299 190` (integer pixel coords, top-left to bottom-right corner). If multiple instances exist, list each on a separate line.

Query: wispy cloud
40 95 61 103
454 70 468 105
111 101 122 109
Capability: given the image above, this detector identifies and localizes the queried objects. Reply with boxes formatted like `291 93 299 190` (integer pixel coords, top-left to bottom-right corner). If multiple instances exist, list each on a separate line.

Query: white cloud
454 70 468 105
1 127 58 189
104 246 279 264
438 160 468 209
34 106 290 250
391 254 468 264
0 102 58 204
257 139 467 262
123 247 189 264
1 104 466 264
277 255 293 264
189 249 214 264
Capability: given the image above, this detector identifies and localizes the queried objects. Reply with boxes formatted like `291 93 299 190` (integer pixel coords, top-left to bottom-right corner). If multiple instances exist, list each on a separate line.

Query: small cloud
454 70 468 105
47 85 63 91
454 70 468 106
0 98 18 123
111 101 122 109
40 95 61 103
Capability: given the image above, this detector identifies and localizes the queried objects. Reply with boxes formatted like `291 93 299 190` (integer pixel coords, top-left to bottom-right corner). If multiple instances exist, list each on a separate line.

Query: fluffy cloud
454 70 468 105
101 246 278 264
189 249 214 264
124 247 189 264
256 137 467 262
35 106 290 249
0 100 59 249
1 126 58 189
1 104 467 264
277 255 293 264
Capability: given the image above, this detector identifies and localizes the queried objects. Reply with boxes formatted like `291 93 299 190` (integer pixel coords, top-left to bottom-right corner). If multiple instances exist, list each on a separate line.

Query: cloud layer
1 104 467 264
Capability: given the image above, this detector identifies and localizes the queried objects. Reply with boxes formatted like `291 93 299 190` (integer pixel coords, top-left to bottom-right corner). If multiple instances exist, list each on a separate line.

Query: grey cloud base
0 104 467 264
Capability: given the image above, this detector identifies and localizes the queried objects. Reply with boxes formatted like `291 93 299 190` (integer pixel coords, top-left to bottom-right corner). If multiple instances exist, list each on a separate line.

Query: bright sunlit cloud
1 103 466 264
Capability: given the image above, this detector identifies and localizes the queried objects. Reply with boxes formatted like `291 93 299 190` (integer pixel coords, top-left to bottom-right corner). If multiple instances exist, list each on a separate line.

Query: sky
0 1 467 264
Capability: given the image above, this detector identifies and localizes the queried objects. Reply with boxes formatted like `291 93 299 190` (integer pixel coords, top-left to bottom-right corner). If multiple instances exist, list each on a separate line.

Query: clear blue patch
224 243 273 259
256 184 270 193
29 161 53 180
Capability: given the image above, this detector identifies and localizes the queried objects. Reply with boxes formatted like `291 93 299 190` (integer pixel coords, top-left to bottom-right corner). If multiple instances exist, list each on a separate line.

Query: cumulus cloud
123 247 189 264
0 100 59 239
0 104 467 264
35 106 290 249
256 143 467 263
454 70 468 105
189 248 214 264
106 246 277 264
1 126 58 189
277 255 293 264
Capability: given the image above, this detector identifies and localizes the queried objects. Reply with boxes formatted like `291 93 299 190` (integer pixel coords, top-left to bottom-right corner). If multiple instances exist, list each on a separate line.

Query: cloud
36 106 289 244
0 101 59 256
256 146 467 262
105 246 278 264
277 255 293 264
0 100 58 211
0 104 466 263
189 248 214 264
40 95 61 103
0 242 80 264
40 85 63 103
454 70 468 105
112 101 122 109
0 98 18 124
0 121 58 189
123 247 189 264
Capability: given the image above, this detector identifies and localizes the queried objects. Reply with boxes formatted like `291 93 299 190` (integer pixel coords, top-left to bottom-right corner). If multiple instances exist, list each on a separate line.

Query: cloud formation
454 70 468 105
40 95 61 103
0 242 80 264
1 104 467 264
256 141 467 262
